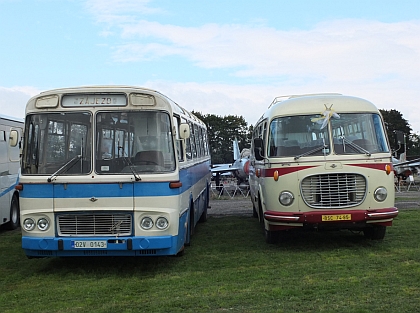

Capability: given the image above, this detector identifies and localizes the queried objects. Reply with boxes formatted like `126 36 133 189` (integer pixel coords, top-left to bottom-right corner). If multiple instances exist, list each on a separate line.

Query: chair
134 150 165 167
407 175 419 191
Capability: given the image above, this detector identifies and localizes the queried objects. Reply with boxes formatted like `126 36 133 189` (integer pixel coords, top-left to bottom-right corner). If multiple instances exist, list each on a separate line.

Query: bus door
0 126 9 220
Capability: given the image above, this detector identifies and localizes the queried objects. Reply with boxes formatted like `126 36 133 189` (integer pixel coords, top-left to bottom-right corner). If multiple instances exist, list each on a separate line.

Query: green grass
1 209 420 313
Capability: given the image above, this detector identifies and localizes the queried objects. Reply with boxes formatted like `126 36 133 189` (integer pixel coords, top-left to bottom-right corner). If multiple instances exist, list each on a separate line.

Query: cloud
111 19 420 82
0 86 39 119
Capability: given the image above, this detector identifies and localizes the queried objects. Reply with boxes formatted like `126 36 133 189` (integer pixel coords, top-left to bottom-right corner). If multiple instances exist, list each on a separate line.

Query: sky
1 0 419 133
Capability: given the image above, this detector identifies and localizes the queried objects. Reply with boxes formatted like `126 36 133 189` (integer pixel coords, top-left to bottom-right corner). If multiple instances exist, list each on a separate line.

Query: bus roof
256 94 380 124
26 85 206 127
0 114 24 124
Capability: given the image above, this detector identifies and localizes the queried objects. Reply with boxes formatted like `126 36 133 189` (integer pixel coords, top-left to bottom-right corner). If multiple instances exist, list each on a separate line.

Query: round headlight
279 191 294 206
140 217 154 230
374 187 387 202
156 217 169 230
37 218 50 231
23 218 35 231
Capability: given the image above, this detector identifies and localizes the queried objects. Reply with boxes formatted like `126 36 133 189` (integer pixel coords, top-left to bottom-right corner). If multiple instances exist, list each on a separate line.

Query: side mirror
253 138 264 161
9 130 18 147
179 123 190 139
395 130 405 144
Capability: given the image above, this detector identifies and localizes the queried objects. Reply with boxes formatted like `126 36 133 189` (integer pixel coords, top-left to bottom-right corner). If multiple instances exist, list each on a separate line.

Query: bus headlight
374 187 387 202
23 218 35 231
140 217 154 230
37 218 50 231
156 217 169 230
279 191 294 206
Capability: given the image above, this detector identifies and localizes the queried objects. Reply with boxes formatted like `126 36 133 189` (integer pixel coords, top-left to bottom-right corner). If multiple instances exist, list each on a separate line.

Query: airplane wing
211 164 241 173
393 157 420 167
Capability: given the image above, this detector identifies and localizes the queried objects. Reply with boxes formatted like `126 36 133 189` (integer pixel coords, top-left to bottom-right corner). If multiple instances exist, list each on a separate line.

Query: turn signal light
169 181 182 188
385 164 392 175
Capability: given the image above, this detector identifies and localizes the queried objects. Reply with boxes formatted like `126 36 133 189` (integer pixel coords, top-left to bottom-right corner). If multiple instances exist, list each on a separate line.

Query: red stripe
264 166 317 177
262 162 391 177
348 163 391 171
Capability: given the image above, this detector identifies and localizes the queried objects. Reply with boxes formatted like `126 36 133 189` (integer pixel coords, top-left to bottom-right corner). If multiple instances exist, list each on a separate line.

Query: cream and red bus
249 94 398 243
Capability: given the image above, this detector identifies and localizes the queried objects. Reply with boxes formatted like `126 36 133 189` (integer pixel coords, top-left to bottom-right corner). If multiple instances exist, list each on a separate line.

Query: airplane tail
233 138 240 161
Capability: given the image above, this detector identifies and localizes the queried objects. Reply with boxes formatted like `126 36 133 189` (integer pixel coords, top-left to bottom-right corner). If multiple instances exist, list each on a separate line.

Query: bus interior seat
134 150 164 166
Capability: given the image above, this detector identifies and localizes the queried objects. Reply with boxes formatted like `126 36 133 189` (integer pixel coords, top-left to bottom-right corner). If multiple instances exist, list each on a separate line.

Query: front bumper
264 207 399 231
22 235 181 257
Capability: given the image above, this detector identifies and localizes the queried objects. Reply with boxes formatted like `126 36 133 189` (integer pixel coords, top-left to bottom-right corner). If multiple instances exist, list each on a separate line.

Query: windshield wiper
340 136 371 156
294 145 328 160
123 156 141 181
118 146 141 181
47 155 82 182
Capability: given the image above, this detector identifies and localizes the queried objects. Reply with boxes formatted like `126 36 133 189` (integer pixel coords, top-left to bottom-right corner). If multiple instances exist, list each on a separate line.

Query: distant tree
380 109 413 156
192 112 251 164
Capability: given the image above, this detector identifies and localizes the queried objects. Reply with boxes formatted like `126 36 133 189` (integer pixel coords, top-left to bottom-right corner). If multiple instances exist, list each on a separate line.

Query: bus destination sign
62 94 127 107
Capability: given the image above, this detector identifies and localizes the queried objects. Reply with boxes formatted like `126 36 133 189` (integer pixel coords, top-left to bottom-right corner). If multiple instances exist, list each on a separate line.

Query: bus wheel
252 203 258 218
257 197 264 226
198 207 208 223
363 226 386 240
7 195 20 230
175 246 185 257
264 229 279 244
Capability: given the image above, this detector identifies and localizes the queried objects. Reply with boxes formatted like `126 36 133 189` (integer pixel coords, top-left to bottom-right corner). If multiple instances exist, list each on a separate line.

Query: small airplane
392 152 420 179
211 138 251 186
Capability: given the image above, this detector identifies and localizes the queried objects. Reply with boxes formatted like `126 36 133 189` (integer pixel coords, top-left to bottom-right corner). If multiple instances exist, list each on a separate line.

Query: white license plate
72 240 107 249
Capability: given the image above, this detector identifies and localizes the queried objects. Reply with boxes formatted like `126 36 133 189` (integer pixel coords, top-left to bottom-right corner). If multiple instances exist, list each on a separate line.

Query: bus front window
268 115 330 158
331 113 389 155
22 112 92 175
95 111 176 174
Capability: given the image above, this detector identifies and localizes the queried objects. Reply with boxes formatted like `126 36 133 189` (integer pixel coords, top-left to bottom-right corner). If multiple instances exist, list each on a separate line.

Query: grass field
1 208 419 313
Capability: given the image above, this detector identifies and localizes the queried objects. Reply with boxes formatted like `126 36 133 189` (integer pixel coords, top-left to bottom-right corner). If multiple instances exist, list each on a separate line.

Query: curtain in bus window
96 111 175 174
268 115 330 158
21 112 92 175
331 113 389 155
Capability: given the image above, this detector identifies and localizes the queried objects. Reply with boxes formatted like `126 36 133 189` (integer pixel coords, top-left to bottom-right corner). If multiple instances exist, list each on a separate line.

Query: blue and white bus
19 86 211 257
0 114 23 230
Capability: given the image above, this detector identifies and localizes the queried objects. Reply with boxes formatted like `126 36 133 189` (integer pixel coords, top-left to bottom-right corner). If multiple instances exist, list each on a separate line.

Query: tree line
193 109 420 165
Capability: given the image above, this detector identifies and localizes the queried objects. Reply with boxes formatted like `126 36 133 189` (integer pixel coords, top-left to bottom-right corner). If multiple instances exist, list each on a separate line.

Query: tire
198 207 208 223
257 197 264 226
7 195 20 230
252 202 258 218
264 229 279 244
363 226 386 240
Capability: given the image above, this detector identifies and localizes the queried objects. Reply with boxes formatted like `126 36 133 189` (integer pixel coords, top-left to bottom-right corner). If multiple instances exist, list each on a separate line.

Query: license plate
72 240 107 249
322 214 351 221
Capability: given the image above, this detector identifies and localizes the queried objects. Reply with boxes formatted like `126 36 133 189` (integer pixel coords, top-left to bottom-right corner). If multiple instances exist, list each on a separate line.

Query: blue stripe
20 161 211 199
0 176 19 198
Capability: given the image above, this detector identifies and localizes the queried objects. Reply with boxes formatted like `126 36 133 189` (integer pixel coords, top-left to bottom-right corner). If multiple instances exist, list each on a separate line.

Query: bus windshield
96 111 175 174
268 115 330 157
22 110 176 175
331 113 389 155
22 112 92 175
268 113 388 158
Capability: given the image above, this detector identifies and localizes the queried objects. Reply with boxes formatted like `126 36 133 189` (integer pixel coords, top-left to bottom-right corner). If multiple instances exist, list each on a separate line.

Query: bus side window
182 118 192 160
189 122 196 159
173 116 183 162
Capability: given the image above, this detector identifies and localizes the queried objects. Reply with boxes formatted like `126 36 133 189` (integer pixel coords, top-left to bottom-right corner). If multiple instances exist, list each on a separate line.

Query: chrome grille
57 213 132 236
301 173 366 208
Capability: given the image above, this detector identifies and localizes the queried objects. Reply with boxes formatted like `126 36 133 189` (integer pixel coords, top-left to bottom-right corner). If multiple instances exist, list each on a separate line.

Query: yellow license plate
322 214 351 221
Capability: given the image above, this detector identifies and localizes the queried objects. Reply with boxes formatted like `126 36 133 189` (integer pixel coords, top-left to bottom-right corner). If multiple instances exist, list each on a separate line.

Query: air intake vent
57 213 132 237
301 173 366 208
